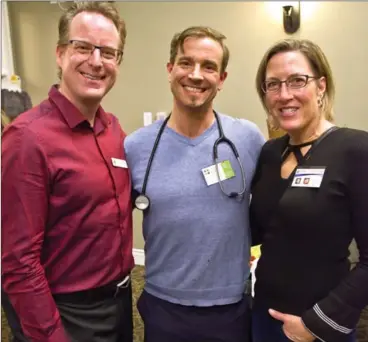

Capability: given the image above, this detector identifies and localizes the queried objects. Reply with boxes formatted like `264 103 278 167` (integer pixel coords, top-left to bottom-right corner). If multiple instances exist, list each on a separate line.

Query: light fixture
282 2 300 34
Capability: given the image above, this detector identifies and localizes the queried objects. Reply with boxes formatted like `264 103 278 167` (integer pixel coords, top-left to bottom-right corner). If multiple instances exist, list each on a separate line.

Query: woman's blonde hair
255 39 335 127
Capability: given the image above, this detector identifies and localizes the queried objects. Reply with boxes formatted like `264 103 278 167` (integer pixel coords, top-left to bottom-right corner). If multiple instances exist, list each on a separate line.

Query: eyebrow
177 56 219 68
265 73 305 80
203 60 219 69
73 39 120 50
177 56 192 62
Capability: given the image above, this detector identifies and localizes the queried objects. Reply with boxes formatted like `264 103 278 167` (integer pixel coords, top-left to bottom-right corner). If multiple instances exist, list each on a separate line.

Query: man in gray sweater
125 26 265 342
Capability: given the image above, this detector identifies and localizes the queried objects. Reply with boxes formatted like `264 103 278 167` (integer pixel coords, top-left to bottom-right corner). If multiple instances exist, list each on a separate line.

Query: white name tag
291 167 325 188
201 160 235 186
111 158 128 169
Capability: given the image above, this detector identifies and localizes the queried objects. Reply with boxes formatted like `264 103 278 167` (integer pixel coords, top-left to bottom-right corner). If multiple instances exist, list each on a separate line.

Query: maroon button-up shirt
1 86 134 341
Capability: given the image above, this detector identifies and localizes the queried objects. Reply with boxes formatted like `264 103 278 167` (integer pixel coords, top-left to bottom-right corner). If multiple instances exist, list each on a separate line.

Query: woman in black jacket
250 38 368 342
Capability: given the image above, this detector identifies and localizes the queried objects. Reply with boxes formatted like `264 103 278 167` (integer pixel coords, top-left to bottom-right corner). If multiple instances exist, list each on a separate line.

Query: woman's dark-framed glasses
262 74 317 93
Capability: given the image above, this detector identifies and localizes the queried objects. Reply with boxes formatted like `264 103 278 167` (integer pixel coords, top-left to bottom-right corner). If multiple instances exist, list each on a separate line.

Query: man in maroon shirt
1 2 134 342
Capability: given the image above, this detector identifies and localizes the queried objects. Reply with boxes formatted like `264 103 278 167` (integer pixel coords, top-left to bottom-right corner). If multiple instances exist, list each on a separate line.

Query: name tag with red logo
291 167 325 188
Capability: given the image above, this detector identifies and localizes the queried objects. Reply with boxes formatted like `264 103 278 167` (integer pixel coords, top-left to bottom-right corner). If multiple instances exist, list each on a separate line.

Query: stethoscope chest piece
135 194 150 211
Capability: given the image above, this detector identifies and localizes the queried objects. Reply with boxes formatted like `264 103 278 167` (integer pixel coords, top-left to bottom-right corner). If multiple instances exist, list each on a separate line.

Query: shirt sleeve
302 132 368 342
250 124 267 163
250 154 264 246
250 137 271 246
1 125 70 342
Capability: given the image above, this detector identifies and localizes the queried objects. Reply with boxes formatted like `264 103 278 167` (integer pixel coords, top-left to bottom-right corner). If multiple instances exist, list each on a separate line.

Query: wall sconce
283 2 300 34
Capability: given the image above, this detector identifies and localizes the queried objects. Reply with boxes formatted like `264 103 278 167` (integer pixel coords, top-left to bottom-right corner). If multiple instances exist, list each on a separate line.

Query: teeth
82 73 102 80
281 108 297 113
185 86 203 93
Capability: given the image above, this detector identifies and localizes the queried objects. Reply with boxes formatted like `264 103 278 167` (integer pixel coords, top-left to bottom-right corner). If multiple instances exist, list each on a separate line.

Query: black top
250 127 368 342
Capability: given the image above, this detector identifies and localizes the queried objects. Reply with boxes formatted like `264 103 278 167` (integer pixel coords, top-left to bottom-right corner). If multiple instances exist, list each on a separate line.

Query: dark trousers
2 289 28 342
252 302 356 342
2 281 133 342
137 290 251 342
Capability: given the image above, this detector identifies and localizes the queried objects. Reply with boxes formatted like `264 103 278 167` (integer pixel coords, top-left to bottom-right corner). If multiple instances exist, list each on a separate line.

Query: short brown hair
57 1 126 78
169 26 230 74
255 39 335 122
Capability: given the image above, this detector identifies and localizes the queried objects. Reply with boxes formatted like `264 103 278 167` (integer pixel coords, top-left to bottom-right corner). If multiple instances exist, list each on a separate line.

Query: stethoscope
134 111 247 211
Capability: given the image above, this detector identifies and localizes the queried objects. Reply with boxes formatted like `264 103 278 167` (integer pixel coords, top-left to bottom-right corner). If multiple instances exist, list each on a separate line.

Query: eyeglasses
262 74 317 93
68 40 123 63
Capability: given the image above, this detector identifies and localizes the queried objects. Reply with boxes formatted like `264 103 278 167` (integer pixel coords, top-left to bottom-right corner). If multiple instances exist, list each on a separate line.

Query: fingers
269 308 287 322
283 326 296 341
283 326 307 342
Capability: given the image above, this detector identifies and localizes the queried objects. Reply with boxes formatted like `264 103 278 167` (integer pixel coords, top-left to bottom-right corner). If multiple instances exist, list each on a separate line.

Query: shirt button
116 194 119 200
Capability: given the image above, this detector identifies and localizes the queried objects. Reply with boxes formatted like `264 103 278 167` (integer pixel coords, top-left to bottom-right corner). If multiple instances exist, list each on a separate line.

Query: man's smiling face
167 36 227 113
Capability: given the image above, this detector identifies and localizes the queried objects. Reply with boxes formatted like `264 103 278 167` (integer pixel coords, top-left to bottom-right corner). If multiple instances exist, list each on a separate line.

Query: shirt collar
48 85 110 131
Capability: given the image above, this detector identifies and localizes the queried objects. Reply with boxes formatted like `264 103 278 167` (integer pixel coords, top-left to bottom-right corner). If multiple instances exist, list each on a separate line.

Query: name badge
111 158 128 169
291 167 325 188
201 160 235 186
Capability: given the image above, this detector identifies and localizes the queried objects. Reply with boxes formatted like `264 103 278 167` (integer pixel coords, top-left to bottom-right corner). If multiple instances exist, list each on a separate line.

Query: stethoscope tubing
140 115 171 195
136 111 246 210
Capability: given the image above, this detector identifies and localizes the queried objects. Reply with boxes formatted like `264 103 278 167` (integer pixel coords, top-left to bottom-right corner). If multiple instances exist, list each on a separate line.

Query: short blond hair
169 26 230 74
57 1 126 78
255 39 335 122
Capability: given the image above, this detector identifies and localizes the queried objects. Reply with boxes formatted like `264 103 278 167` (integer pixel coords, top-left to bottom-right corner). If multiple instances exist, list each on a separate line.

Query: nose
278 82 293 100
87 48 103 68
188 64 203 81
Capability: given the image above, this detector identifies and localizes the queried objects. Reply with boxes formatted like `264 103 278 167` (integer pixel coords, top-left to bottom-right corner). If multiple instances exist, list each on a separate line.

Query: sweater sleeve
302 131 368 342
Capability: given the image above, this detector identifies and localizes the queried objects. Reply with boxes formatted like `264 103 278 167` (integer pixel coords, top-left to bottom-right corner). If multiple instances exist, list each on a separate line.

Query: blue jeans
252 302 356 342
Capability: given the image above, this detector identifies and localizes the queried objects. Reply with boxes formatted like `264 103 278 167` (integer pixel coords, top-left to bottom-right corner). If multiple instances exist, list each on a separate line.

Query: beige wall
8 2 368 249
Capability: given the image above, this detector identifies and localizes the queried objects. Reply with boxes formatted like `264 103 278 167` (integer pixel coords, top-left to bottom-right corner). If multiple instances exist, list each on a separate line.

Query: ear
217 71 228 91
166 62 173 83
56 45 66 69
317 76 326 98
